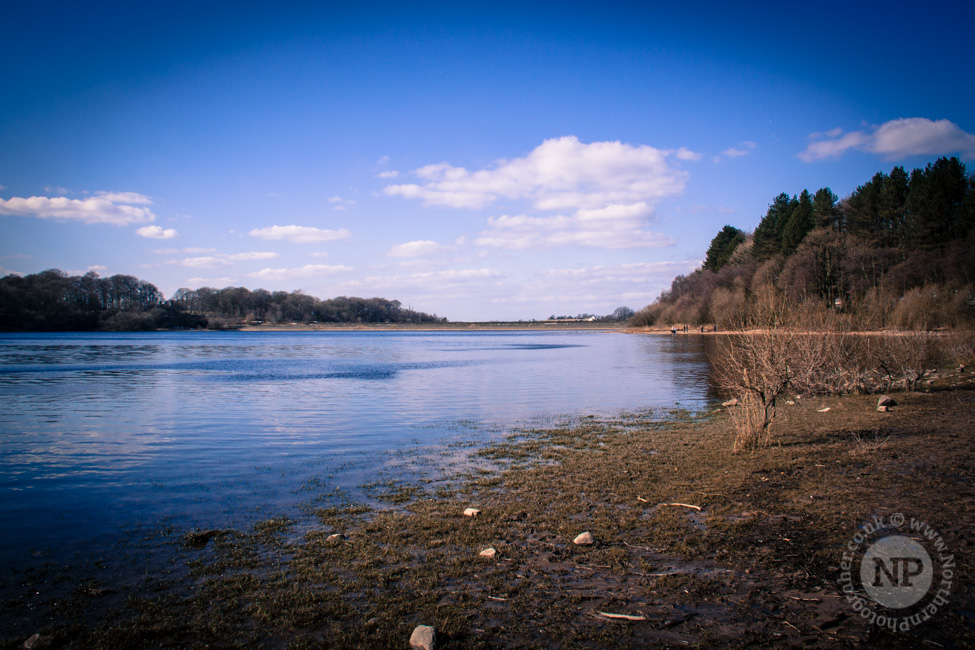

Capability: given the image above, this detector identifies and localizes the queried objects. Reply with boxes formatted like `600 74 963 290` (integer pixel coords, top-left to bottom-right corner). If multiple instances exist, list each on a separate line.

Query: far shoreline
235 320 632 333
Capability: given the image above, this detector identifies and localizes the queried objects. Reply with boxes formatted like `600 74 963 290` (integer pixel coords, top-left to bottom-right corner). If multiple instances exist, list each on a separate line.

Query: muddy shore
2 372 973 649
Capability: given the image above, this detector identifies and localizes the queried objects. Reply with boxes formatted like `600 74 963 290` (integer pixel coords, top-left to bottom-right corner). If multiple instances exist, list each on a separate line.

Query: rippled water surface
0 330 716 566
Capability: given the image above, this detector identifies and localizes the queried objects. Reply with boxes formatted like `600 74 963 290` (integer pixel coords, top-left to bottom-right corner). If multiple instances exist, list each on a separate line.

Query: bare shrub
879 332 939 391
711 330 796 451
712 327 870 450
729 393 772 452
939 329 975 366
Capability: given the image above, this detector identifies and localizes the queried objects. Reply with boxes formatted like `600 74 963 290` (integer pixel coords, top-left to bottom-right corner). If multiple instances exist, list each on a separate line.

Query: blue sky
2 1 974 321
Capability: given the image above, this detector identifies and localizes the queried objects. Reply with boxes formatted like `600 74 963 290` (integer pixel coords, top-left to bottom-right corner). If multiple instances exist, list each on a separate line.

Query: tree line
633 156 975 330
0 270 445 331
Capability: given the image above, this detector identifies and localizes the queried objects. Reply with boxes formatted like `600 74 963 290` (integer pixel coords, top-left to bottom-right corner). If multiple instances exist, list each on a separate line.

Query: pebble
479 547 497 559
409 624 437 650
326 533 344 543
463 508 480 517
23 635 52 650
573 531 595 545
722 398 738 407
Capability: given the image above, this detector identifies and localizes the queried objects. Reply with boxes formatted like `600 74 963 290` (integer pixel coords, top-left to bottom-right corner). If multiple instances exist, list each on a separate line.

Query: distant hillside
0 271 445 331
632 156 975 330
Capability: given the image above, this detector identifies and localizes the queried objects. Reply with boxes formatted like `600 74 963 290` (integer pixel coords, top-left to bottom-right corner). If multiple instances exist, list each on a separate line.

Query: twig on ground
597 611 648 622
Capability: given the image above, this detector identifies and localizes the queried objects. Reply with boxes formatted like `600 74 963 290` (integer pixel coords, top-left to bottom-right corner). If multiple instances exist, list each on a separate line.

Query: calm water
0 330 716 570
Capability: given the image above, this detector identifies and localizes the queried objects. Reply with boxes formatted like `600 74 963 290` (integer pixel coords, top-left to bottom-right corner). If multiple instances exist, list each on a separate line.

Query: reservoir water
0 330 717 572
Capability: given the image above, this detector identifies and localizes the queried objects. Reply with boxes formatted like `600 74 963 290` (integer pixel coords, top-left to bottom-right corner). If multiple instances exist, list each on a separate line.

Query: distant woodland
633 157 975 330
0 272 445 331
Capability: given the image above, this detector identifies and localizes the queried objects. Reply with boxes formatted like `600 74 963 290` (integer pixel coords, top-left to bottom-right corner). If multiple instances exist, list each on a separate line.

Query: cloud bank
0 192 156 226
475 202 674 250
800 118 975 162
384 136 694 211
249 225 351 243
247 264 353 281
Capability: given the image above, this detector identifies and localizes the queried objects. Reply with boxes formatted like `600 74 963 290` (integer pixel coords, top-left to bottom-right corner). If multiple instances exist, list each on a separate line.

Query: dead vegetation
710 327 973 451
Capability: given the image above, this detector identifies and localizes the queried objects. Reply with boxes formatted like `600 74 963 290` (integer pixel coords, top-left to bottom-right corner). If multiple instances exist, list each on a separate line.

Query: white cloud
249 225 351 243
152 247 217 254
475 202 674 250
800 118 975 162
377 155 391 165
798 131 870 162
186 276 234 286
384 136 694 211
387 240 451 258
224 251 279 261
87 265 108 273
136 225 180 239
247 264 353 281
0 192 156 226
94 191 153 204
377 170 399 179
180 256 234 269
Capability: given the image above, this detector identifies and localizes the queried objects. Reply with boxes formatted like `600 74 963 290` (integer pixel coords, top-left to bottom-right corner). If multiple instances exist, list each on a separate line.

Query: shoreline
236 321 630 332
3 371 973 648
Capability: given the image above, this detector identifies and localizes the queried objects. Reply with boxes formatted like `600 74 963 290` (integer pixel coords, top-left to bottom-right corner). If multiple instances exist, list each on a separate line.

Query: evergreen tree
781 189 814 255
753 193 792 261
703 225 746 272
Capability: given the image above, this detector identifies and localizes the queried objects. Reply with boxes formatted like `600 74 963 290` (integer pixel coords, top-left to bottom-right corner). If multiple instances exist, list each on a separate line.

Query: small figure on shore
671 326 677 334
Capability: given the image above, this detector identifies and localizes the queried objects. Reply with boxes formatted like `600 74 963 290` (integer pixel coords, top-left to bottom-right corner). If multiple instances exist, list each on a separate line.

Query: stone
721 398 738 407
184 529 222 548
326 533 344 543
817 407 830 412
877 405 890 412
463 508 480 517
479 547 497 559
573 531 595 545
877 395 897 408
409 624 437 650
23 635 52 650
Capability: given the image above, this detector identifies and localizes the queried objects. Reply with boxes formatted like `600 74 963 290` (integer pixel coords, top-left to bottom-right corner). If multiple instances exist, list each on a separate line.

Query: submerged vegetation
633 157 975 330
0 270 445 331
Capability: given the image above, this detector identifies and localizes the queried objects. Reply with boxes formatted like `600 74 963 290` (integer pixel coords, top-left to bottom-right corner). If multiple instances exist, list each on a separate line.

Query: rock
958 365 966 373
463 508 480 517
721 398 738 407
877 395 897 408
877 405 890 412
479 547 497 559
785 400 795 405
409 624 437 650
23 635 52 650
817 407 831 412
326 533 344 543
573 531 595 546
184 529 223 548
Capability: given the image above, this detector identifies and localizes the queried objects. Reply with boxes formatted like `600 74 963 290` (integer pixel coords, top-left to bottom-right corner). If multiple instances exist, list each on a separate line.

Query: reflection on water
0 330 718 567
